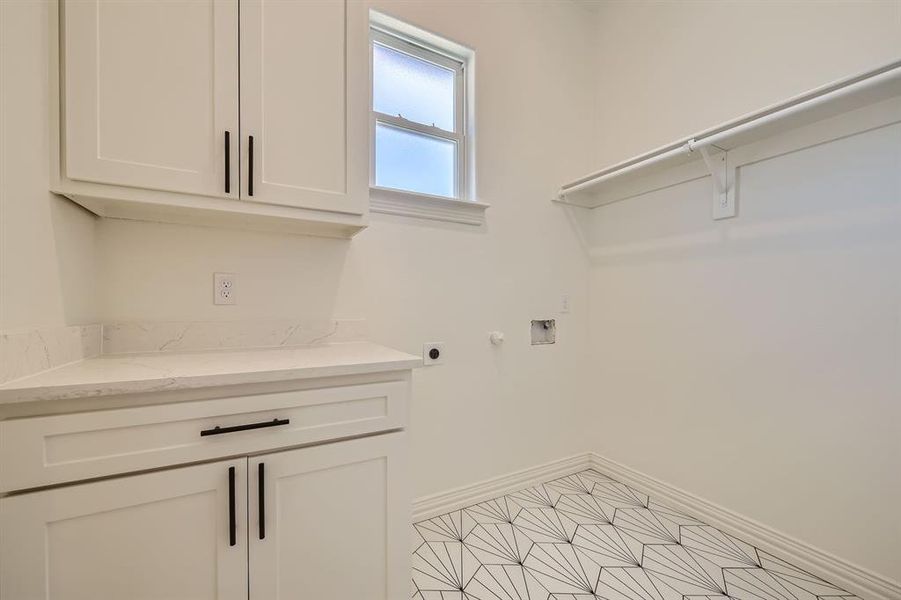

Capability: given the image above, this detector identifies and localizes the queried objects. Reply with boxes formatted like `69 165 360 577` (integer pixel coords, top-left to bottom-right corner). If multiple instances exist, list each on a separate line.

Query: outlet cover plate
214 272 236 305
423 342 445 366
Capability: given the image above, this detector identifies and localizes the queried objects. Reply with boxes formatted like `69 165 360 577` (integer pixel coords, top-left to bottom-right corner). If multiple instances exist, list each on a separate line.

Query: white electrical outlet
423 342 445 366
560 294 571 314
214 273 236 305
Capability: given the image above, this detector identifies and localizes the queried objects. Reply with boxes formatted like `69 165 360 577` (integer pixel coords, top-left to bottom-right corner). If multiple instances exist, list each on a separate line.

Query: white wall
592 0 901 165
0 0 97 330
588 0 901 583
96 0 600 497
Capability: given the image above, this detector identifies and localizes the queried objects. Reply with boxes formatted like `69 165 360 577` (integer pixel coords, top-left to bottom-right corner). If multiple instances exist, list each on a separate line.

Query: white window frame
368 19 487 226
370 28 466 200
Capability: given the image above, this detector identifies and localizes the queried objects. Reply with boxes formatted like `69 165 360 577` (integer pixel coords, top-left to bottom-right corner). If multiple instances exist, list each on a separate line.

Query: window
371 28 466 200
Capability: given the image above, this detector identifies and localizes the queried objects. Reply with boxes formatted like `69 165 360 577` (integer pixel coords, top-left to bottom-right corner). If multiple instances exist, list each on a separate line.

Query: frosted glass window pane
375 124 455 198
373 43 455 131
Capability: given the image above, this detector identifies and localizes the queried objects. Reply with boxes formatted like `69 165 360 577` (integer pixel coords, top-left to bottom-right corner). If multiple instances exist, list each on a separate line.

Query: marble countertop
0 342 422 405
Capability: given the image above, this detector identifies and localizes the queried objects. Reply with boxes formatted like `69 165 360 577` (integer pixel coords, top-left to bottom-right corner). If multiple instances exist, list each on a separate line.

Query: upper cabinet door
62 0 239 197
240 0 368 215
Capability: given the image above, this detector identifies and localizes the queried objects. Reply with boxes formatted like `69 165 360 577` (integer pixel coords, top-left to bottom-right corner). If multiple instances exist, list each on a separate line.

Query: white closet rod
559 59 901 198
561 143 692 195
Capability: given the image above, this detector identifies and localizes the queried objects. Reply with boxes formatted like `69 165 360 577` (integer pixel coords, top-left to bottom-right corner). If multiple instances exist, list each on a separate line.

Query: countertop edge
0 347 423 406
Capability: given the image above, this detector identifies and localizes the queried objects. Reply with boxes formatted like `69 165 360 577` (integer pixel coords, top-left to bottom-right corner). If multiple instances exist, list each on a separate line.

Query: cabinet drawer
0 381 408 493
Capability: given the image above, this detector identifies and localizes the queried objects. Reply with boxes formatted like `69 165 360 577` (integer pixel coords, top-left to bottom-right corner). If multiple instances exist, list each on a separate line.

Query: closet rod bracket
687 140 735 220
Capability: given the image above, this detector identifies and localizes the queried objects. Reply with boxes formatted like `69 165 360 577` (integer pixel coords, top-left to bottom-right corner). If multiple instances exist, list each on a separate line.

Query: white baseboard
412 453 591 522
412 451 900 600
589 452 900 600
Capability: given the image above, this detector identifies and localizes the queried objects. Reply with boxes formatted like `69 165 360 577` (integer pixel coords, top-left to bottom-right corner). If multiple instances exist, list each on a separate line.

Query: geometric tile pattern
411 469 858 600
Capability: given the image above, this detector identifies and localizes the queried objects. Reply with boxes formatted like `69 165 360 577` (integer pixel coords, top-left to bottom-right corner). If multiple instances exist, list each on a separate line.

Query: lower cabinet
1 457 249 600
0 432 408 600
249 432 409 600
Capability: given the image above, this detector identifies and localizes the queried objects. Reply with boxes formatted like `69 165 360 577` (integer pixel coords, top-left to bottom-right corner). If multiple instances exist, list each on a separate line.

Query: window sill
369 186 489 226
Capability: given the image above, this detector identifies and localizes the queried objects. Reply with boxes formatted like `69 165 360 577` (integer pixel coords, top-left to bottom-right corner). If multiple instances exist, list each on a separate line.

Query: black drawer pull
228 466 236 547
201 418 290 437
224 131 231 193
248 135 254 196
258 462 266 540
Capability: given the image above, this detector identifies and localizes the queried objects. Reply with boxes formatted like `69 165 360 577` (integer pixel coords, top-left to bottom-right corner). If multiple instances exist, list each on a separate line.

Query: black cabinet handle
200 418 290 437
224 131 231 193
248 135 254 196
228 466 236 547
258 462 266 540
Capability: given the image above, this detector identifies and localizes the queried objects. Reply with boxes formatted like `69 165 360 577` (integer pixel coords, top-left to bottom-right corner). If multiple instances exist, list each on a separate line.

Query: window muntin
371 28 465 200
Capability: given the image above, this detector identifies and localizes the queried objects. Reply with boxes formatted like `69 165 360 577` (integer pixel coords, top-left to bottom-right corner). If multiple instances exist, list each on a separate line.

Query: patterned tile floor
411 469 858 600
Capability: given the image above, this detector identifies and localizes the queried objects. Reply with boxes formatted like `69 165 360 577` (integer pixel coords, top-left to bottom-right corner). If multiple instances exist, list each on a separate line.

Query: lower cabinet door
0 459 248 600
248 432 409 600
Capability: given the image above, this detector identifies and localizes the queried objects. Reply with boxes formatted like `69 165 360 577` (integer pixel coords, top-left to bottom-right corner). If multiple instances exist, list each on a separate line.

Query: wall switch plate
423 342 445 366
560 294 571 314
214 273 236 305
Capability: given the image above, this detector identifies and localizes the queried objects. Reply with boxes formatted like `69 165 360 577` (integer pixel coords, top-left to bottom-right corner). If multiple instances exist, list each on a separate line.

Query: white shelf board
558 59 901 209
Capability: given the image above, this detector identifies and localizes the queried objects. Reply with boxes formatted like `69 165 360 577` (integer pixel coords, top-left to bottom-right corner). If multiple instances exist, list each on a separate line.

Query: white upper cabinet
54 0 368 237
240 0 368 215
62 0 238 197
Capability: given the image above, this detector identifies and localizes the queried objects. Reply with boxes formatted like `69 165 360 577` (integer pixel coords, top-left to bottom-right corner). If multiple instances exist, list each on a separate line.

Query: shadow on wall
95 218 353 322
586 118 901 583
49 196 99 325
588 122 901 266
